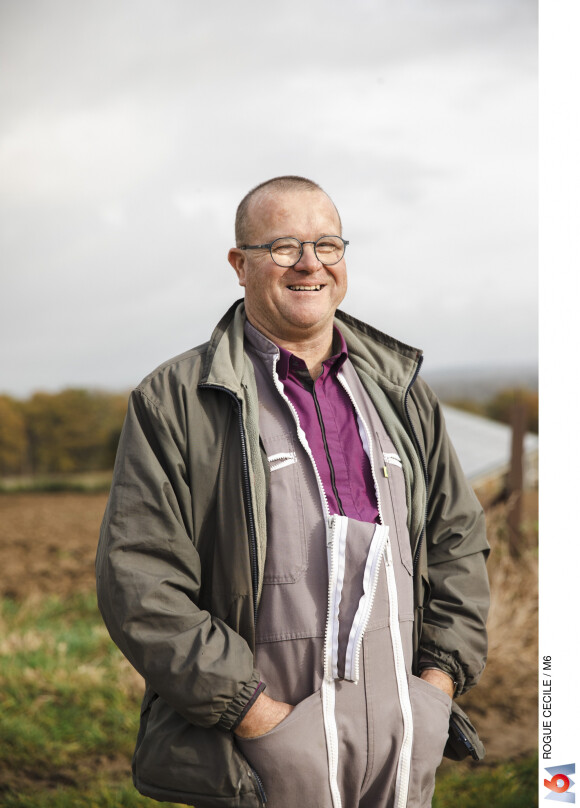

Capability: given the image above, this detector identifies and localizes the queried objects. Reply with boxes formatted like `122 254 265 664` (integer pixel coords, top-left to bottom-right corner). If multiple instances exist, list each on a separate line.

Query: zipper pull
385 535 393 566
376 431 388 477
326 514 335 545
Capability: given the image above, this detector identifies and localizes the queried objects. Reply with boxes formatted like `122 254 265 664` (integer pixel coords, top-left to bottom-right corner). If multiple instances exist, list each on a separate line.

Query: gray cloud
0 0 537 395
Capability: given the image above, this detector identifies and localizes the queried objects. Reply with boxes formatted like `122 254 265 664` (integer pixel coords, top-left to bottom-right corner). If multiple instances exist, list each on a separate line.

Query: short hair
234 175 341 246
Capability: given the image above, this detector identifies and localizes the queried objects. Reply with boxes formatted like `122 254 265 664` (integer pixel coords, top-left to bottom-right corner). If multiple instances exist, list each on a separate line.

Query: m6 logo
544 764 575 803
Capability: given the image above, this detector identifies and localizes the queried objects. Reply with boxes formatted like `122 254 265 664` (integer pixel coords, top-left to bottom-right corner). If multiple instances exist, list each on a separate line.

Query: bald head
235 175 342 247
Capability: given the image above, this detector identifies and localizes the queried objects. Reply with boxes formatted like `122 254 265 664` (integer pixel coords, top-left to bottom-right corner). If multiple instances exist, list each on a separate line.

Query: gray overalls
237 328 451 808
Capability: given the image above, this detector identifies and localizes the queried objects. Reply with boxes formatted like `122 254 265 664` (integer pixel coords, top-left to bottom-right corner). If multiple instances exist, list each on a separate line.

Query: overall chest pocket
380 450 414 622
262 433 308 584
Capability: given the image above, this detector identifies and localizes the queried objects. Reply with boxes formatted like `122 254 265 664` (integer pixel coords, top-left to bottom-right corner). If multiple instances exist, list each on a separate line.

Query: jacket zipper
402 356 429 572
200 384 267 805
200 385 260 624
249 767 267 805
449 716 478 759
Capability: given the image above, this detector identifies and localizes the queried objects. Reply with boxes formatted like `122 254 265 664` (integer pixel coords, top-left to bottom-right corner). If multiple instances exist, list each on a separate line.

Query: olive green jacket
96 300 490 807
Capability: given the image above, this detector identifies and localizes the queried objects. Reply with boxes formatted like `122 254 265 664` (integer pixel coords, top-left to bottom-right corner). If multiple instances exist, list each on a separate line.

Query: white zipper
336 372 385 525
384 534 414 808
343 524 389 683
324 515 349 680
322 514 346 808
321 677 342 808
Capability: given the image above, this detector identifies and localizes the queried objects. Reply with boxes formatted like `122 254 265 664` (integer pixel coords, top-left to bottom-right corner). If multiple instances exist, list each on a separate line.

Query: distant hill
422 365 538 404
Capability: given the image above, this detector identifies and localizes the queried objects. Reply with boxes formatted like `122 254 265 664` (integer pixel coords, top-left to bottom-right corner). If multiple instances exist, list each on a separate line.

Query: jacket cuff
419 647 466 695
215 670 263 732
230 680 267 732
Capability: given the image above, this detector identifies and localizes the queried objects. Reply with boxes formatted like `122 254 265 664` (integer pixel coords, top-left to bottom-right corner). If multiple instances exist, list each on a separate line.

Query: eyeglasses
240 235 349 268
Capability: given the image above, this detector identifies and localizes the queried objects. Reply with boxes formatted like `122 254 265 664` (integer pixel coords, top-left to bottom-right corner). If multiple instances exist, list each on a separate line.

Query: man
96 176 490 808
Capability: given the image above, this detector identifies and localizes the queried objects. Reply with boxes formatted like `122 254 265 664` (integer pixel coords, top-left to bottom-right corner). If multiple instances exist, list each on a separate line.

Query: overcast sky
0 0 537 397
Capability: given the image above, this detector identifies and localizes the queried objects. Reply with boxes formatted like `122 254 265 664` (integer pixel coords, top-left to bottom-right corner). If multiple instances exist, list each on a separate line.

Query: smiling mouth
287 285 323 291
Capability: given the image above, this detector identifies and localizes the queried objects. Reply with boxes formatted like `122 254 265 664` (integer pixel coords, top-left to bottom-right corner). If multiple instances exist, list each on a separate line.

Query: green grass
0 592 538 807
434 754 538 808
0 594 137 768
0 593 181 805
0 783 179 807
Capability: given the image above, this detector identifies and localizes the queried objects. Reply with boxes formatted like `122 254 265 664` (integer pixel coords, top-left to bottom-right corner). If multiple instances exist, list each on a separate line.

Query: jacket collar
334 309 422 396
199 300 249 394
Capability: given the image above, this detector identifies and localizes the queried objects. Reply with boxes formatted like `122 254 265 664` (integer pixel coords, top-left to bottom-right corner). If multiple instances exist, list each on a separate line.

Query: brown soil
0 492 107 600
0 490 538 764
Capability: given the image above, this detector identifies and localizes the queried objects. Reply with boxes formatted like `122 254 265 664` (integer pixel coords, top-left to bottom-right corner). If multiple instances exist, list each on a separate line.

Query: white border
539 0 580 801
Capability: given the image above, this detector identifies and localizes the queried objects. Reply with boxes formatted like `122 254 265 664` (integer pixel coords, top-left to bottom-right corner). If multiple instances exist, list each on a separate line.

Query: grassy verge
0 592 537 807
0 471 112 494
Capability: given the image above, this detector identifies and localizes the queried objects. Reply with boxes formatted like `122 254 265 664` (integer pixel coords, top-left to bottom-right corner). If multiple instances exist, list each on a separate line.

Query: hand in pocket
234 692 294 739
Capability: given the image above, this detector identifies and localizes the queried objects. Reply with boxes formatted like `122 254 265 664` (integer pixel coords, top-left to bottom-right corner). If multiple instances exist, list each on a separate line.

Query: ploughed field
0 493 106 601
0 491 538 800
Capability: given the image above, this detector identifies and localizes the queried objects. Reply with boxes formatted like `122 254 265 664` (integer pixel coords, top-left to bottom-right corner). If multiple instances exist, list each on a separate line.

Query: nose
295 242 322 271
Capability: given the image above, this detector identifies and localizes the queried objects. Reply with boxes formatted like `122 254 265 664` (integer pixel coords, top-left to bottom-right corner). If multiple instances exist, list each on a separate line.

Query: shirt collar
277 326 348 381
244 319 279 358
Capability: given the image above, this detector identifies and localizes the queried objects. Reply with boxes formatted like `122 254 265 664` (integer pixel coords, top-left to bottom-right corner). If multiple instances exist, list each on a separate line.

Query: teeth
288 285 321 291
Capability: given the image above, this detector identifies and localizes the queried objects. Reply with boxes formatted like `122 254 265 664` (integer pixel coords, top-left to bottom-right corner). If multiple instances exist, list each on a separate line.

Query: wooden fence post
507 402 526 556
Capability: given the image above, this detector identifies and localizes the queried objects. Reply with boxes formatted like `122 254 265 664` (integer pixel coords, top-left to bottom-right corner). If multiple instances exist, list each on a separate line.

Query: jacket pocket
381 452 414 622
133 696 261 808
262 433 308 584
268 451 297 472
235 689 330 806
407 675 452 807
382 452 413 573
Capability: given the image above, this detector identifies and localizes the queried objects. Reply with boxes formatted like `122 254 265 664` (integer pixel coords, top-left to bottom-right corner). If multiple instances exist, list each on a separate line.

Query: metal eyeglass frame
239 235 349 267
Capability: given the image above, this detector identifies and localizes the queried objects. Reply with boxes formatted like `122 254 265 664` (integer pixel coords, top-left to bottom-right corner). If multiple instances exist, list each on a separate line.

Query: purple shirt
276 329 379 524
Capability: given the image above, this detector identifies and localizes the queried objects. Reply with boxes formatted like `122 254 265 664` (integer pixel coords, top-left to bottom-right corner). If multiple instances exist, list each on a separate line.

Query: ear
228 248 247 287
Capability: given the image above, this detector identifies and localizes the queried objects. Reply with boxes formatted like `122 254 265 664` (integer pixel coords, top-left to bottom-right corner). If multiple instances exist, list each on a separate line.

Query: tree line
0 386 538 479
0 389 128 476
